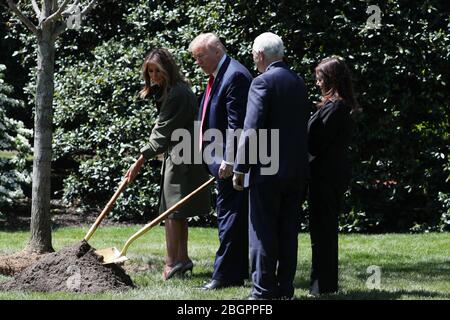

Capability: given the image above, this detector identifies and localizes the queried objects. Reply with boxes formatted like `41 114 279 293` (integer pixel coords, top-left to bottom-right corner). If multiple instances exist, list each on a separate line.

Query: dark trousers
308 178 347 293
249 179 305 299
212 178 249 283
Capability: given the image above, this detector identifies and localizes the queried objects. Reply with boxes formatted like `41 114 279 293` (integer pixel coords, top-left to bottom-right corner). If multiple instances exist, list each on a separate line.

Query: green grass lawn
0 226 449 300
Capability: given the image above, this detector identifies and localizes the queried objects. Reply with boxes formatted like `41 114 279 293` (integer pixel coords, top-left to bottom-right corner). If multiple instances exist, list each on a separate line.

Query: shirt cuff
233 171 245 175
222 160 234 166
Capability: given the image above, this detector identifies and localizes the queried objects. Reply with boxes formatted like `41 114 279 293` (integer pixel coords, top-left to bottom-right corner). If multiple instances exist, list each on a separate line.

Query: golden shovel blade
95 247 128 265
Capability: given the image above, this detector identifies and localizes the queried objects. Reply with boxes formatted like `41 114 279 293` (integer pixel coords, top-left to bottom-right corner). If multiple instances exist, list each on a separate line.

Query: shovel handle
119 176 215 256
84 178 128 241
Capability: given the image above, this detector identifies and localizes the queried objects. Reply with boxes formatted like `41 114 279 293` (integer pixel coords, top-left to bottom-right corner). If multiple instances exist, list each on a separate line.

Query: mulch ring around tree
0 240 134 293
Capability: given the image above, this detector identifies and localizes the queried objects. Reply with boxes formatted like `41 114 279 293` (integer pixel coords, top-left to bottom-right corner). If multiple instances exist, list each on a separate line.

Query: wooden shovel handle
84 178 128 241
120 176 215 256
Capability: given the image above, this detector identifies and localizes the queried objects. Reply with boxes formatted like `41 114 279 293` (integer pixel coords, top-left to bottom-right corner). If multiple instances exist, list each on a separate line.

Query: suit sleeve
234 76 269 173
223 72 252 164
308 102 346 157
140 88 186 159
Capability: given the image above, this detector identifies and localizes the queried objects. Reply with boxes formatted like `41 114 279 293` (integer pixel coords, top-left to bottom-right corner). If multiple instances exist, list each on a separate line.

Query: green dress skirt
159 150 211 219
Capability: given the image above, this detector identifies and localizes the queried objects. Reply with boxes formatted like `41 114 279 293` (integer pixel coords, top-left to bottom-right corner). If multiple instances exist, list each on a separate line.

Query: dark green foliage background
1 0 449 231
0 64 32 217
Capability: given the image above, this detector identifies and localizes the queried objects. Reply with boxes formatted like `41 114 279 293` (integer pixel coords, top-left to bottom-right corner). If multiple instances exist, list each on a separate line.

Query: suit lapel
199 56 231 124
208 55 231 104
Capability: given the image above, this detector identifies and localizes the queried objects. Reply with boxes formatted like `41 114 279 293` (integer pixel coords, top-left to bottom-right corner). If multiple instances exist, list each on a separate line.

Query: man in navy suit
233 32 309 299
189 33 253 290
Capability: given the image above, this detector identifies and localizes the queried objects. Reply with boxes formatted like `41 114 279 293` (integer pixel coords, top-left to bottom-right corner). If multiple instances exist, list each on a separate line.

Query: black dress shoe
180 259 194 276
201 279 243 290
202 279 225 290
162 262 183 280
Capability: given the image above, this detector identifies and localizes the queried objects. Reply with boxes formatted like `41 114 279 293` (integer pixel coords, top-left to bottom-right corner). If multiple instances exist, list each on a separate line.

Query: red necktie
199 75 214 150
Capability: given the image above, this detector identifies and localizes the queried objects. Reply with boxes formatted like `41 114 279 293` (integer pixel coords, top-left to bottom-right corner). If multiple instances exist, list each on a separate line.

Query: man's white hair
189 33 226 53
252 32 285 60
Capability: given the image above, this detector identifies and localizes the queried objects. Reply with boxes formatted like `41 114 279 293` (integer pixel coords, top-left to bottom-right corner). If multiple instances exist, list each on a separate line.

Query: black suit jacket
199 55 253 178
234 61 309 186
307 100 353 184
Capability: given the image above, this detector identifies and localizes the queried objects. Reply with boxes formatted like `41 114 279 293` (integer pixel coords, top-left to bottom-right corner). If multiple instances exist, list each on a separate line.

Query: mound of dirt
0 241 134 293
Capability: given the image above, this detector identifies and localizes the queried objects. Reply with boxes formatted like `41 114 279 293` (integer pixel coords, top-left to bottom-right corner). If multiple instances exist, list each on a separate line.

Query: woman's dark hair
139 48 186 100
315 56 360 115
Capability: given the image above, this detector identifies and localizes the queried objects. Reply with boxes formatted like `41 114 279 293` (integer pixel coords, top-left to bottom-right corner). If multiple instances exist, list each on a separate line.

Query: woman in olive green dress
125 48 211 280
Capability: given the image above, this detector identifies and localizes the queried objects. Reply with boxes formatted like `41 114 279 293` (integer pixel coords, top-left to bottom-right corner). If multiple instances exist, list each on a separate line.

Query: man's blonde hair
189 33 226 53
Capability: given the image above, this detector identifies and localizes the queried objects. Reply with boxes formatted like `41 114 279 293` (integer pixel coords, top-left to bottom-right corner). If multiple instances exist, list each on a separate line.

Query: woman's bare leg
177 219 189 263
164 219 179 266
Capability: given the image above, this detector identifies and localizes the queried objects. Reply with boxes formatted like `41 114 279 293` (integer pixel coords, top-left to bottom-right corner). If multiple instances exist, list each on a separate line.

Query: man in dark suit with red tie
233 32 309 299
189 33 253 290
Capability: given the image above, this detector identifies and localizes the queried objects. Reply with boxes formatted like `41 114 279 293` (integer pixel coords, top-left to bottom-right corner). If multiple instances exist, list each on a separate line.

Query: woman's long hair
315 56 360 115
139 48 186 100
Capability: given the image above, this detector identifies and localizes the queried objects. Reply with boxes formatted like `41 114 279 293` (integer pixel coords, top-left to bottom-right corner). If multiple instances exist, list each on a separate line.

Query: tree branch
32 0 41 16
62 0 79 17
43 0 72 26
6 0 39 35
53 0 97 39
81 0 96 17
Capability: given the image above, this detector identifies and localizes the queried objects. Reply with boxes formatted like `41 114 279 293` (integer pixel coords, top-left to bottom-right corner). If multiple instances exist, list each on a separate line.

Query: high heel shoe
162 262 183 280
180 259 194 276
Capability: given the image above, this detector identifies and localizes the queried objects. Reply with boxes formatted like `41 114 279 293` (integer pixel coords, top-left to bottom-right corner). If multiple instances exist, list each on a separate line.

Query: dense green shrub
52 40 162 219
2 0 449 231
0 64 32 217
53 0 255 219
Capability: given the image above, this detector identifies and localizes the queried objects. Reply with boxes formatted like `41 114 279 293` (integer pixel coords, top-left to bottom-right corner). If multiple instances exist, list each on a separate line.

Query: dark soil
0 241 134 293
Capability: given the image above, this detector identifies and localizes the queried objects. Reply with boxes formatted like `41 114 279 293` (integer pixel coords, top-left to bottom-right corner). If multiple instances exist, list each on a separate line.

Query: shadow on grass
130 258 215 283
353 260 450 283
292 259 450 300
183 271 213 281
293 275 449 299
293 276 310 290
318 289 449 300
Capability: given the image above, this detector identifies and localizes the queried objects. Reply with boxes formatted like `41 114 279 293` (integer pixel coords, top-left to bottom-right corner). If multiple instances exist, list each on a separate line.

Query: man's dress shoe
201 279 243 290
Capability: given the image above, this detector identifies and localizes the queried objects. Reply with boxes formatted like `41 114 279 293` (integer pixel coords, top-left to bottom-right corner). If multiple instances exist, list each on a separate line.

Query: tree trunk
26 26 55 254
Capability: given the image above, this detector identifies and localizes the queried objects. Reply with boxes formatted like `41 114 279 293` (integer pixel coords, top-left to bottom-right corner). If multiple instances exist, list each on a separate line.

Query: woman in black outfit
307 56 359 295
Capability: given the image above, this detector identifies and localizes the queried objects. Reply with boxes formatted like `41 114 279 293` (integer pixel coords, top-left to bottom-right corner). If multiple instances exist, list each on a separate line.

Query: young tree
5 0 97 253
